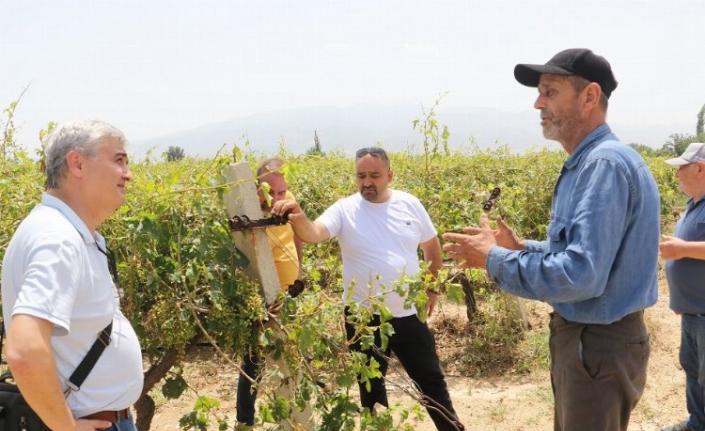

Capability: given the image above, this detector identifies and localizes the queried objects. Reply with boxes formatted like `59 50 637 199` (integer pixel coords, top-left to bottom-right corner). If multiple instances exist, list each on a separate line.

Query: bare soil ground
148 279 687 431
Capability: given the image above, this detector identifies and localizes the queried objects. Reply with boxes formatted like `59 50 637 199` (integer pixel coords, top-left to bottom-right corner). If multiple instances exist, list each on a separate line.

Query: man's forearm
289 216 329 244
15 365 77 430
421 237 443 280
426 257 441 280
680 241 705 260
7 317 78 430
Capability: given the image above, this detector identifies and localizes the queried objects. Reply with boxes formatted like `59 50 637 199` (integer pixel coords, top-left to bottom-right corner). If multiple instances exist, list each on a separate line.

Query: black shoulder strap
0 318 112 394
66 243 119 392
0 243 120 393
65 321 113 392
0 318 5 362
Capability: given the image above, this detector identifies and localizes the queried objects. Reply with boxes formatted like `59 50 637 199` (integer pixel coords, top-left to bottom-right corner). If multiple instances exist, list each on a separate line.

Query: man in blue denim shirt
443 48 660 431
659 143 705 431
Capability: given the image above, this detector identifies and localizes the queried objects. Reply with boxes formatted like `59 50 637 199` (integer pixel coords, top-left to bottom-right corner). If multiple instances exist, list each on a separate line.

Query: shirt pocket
697 222 705 240
548 220 568 253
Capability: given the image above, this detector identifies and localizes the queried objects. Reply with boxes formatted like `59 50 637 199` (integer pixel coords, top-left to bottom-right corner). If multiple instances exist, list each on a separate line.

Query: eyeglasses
355 147 388 159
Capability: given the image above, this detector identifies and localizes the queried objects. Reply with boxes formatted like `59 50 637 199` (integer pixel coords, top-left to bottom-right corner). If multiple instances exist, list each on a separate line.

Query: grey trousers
550 310 650 431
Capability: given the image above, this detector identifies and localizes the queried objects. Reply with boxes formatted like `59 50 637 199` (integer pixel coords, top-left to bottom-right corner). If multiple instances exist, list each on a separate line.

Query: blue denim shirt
486 124 660 324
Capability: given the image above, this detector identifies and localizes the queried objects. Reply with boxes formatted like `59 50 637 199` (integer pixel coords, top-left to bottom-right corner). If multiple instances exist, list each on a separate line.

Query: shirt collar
687 196 705 211
563 123 612 170
40 192 106 248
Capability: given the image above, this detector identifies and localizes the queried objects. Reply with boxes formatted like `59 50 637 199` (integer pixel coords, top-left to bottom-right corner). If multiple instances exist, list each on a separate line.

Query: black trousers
550 310 650 431
344 309 464 431
236 348 261 426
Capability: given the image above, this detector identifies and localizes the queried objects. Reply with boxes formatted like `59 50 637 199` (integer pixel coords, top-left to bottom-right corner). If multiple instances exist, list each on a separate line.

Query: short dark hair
355 147 390 168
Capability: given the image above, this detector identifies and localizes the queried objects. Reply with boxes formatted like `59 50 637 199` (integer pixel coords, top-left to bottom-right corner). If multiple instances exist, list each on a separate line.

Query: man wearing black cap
443 48 660 431
659 143 705 431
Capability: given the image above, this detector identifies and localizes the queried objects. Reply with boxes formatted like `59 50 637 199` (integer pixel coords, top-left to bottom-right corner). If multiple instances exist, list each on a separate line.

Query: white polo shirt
1 193 143 417
317 189 437 317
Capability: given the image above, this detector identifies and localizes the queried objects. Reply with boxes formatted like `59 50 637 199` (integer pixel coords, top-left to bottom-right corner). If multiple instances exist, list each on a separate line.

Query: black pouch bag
0 373 49 430
0 320 112 431
0 245 118 430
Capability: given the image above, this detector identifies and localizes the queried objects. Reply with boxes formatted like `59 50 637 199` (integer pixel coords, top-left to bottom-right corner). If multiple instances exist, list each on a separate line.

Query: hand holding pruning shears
442 187 525 268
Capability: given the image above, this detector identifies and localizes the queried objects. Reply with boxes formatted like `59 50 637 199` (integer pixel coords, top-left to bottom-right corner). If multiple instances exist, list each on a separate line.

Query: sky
2 0 704 153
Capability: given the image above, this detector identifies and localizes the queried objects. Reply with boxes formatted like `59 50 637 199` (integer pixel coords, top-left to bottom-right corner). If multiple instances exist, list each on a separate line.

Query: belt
81 408 130 423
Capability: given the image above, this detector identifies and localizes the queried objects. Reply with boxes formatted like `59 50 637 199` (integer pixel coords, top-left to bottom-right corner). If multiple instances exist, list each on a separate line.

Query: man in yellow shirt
258 158 303 290
236 158 303 430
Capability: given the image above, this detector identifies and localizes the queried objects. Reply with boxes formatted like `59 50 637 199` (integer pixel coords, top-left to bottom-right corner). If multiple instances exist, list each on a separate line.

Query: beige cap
665 143 705 166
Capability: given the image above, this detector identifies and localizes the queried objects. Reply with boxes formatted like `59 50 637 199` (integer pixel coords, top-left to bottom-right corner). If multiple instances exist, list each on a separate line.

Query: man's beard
360 186 378 202
540 107 579 142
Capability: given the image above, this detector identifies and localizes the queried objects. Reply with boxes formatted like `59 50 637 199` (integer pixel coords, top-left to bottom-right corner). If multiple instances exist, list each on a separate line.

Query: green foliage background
0 139 687 430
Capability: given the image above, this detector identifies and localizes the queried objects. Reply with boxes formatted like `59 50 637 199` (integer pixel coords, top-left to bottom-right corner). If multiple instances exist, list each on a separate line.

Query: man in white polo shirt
1 119 144 430
271 147 464 431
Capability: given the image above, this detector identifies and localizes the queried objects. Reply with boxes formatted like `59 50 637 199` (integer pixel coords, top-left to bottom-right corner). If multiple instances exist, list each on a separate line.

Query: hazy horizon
128 103 693 160
3 1 704 154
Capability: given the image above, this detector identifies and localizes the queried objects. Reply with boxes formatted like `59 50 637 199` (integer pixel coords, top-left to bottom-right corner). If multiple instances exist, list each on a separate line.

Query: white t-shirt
317 190 437 317
1 193 144 417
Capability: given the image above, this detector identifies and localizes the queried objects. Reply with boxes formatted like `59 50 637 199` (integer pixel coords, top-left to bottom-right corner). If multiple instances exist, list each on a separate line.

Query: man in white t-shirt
2 120 144 431
271 147 464 431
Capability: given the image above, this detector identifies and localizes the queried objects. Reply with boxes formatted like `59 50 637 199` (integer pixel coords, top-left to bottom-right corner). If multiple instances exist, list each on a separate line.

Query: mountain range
132 105 692 159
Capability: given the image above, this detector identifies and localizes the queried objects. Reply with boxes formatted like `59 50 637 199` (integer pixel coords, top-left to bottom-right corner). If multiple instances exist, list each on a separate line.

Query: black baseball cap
514 48 618 98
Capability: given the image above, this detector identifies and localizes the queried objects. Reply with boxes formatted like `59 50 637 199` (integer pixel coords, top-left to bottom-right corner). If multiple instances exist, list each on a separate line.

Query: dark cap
514 48 618 98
